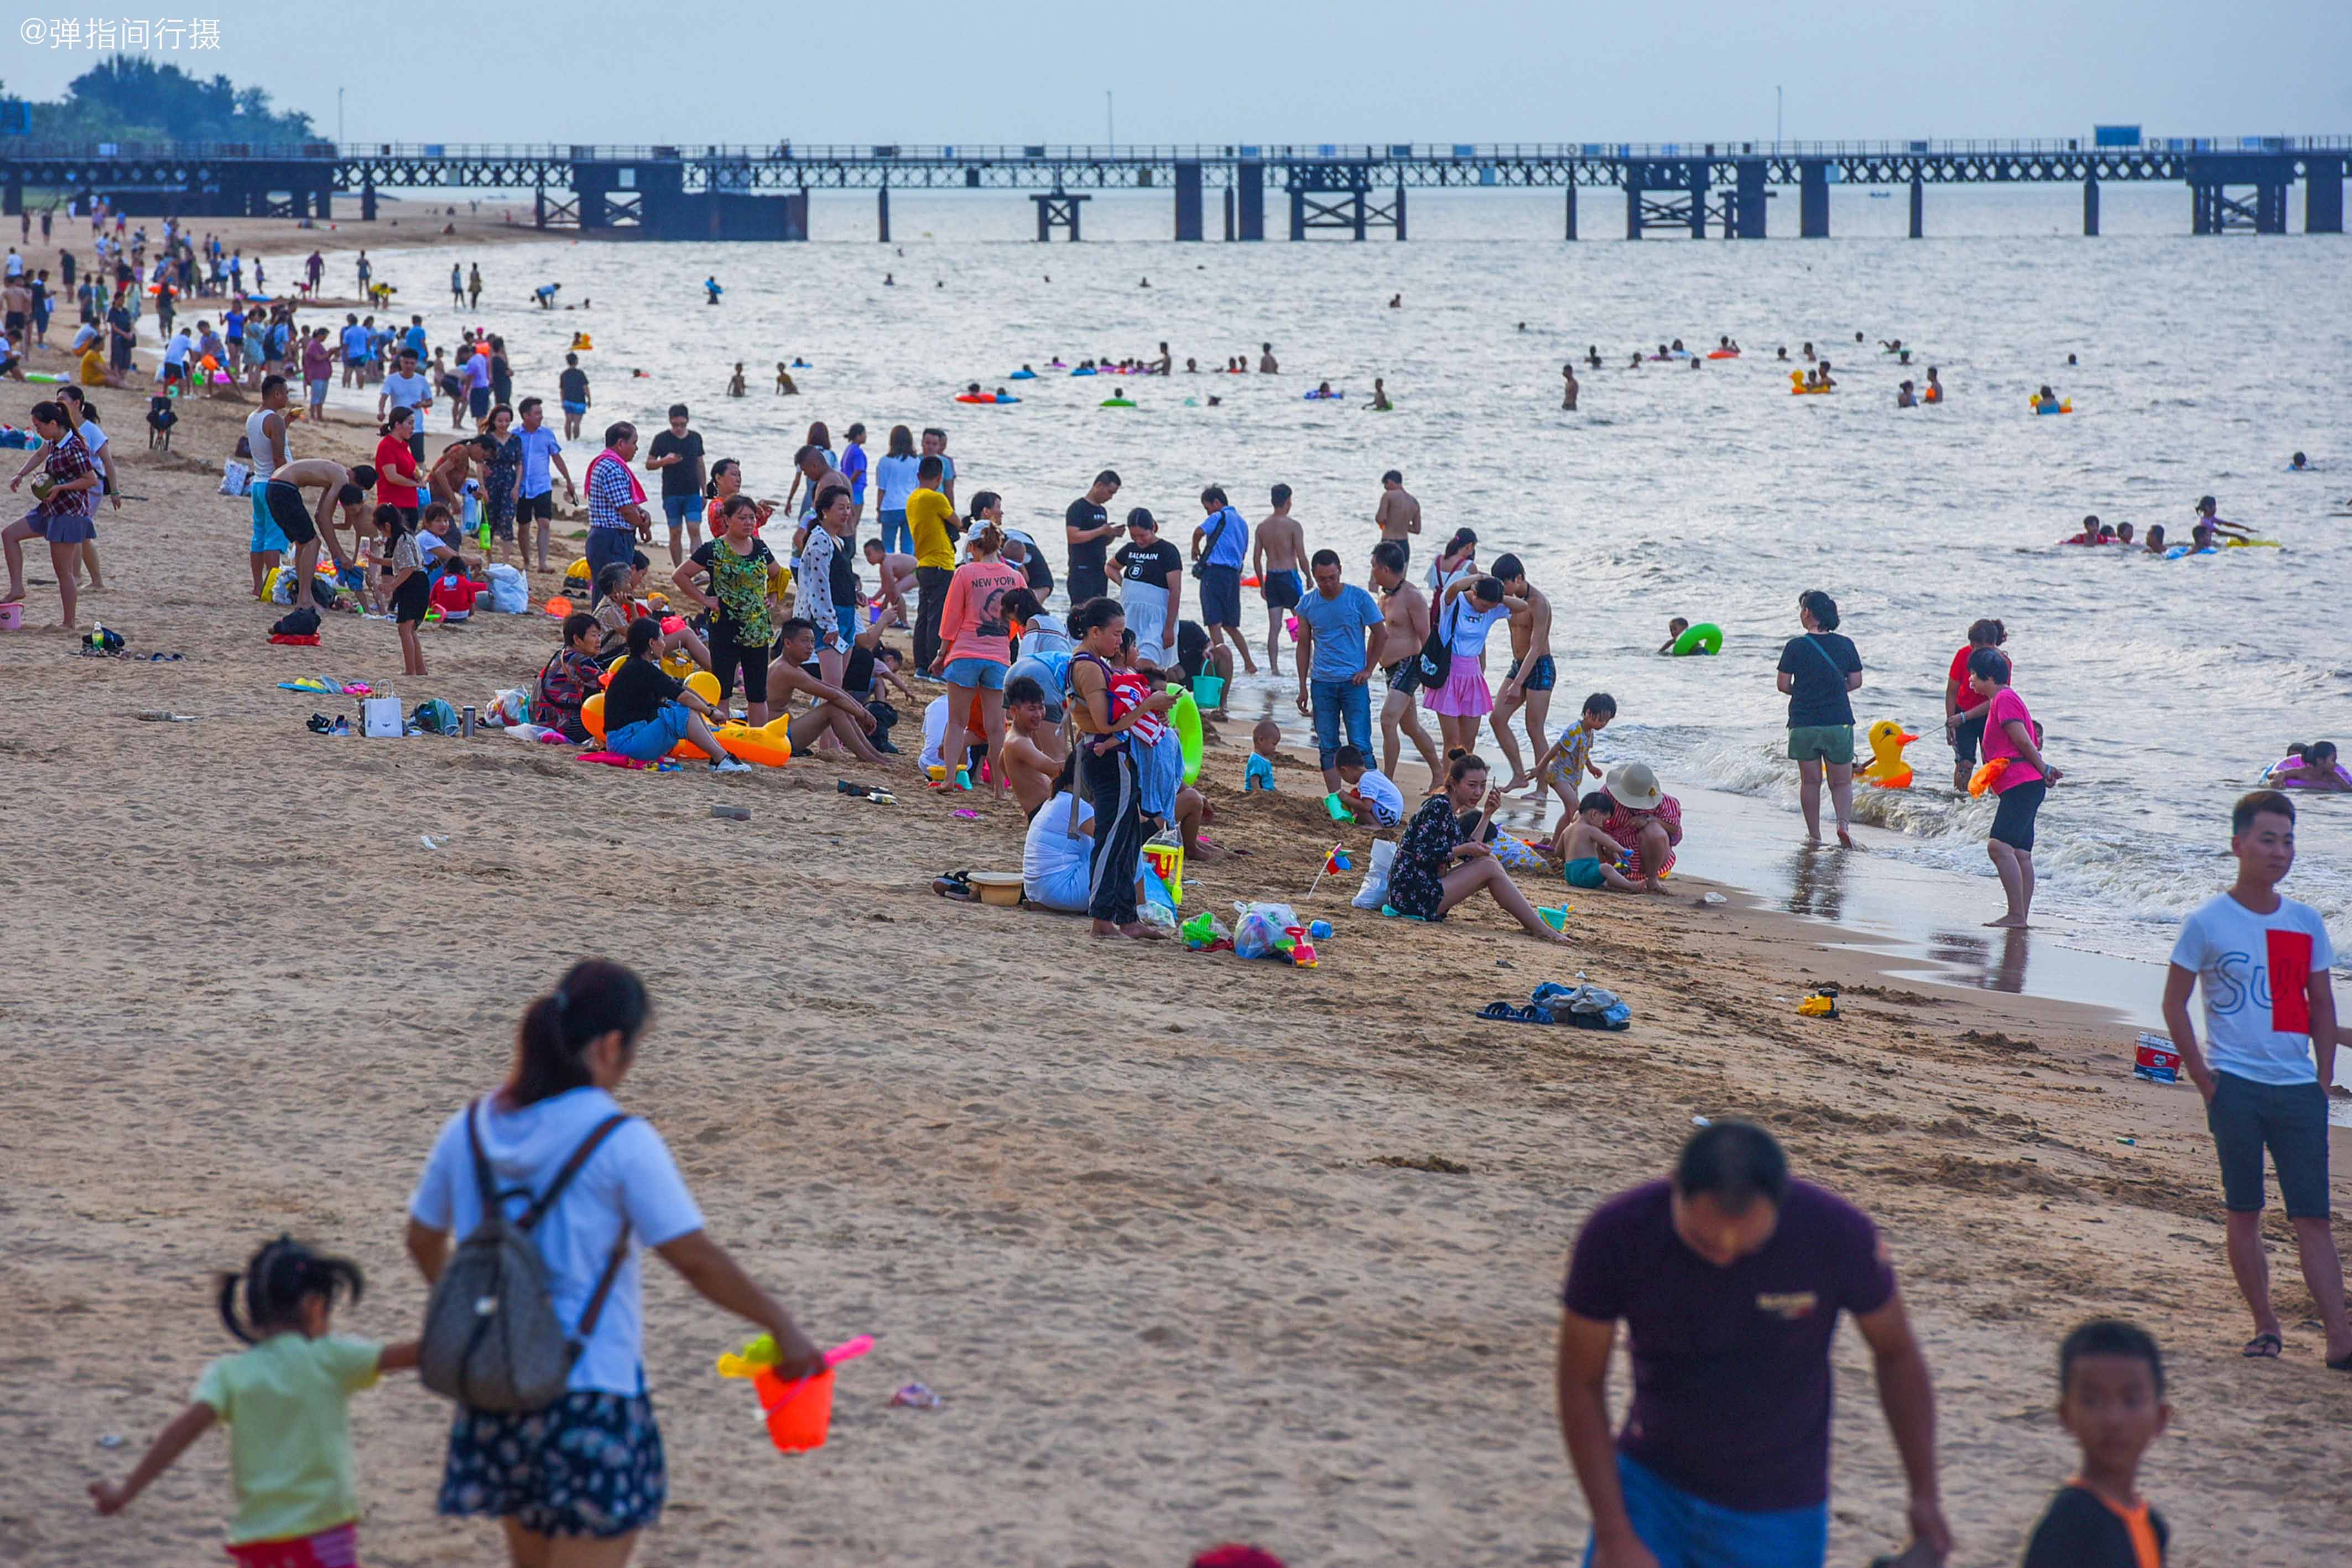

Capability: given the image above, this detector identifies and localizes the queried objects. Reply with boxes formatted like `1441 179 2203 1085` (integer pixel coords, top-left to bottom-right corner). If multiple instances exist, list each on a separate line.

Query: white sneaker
712 757 753 773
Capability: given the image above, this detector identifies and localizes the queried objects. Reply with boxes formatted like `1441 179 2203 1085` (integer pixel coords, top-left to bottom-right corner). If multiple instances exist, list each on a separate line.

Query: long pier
1 137 2344 241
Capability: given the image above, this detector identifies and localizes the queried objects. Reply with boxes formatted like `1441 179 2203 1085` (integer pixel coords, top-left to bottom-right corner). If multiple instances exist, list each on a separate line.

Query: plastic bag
1351 839 1398 910
485 686 530 728
1232 900 1302 961
483 563 529 614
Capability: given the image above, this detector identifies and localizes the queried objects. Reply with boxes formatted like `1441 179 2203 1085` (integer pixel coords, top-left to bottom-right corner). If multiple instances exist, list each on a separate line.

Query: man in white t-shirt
2162 788 2351 1369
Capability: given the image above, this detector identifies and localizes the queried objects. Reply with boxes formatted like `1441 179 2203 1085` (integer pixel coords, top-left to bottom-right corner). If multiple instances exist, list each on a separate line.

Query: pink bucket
0 602 22 630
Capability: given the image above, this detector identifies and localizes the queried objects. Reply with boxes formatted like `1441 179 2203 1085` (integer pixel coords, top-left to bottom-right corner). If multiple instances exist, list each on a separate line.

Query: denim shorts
943 656 1008 690
2208 1071 2330 1217
661 493 704 529
603 703 691 760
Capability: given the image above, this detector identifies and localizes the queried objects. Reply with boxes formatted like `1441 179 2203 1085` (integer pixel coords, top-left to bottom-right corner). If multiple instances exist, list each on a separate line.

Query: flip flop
1476 1001 1556 1025
2242 1332 2284 1359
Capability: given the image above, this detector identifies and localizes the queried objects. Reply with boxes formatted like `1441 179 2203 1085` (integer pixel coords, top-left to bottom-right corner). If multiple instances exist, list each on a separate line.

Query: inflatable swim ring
2262 757 2352 789
570 334 593 351
2032 399 2072 415
1968 757 2010 798
2164 545 2220 559
1668 621 1723 656
954 394 996 404
1167 684 1203 785
1788 372 1832 395
993 394 1020 404
1009 369 1037 380
1071 367 1096 377
22 372 61 384
581 691 793 767
1099 397 1136 409
1706 350 1740 360
1303 391 1345 400
2223 538 2281 549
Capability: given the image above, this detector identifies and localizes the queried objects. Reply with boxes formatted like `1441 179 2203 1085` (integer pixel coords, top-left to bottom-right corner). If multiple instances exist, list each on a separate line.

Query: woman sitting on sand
1386 753 1572 943
405 961 830 1564
1023 751 1147 914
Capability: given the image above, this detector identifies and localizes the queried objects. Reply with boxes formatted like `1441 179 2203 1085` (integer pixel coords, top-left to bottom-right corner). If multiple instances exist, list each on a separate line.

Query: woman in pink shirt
1968 645 2061 928
930 523 1024 797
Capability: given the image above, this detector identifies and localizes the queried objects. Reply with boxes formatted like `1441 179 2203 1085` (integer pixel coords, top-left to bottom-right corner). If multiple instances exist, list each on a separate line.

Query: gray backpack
419 1098 633 1412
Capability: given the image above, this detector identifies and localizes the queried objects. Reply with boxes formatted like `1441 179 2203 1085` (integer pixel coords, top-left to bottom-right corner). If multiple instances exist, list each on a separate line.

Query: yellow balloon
685 670 721 707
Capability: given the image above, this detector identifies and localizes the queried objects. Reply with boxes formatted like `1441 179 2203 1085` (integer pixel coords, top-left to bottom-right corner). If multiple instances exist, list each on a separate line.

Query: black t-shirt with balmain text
1115 538 1183 591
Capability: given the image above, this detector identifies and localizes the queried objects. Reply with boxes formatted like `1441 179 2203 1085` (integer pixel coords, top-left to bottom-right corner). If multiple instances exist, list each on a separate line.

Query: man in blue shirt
402 315 427 362
1291 549 1387 790
1188 483 1257 675
512 397 576 573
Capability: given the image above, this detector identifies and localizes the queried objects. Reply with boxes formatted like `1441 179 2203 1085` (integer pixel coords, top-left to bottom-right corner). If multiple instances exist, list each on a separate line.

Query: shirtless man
1370 540 1440 782
766 617 894 765
1000 674 1067 817
1150 340 1172 376
1250 482 1308 676
1488 553 1557 794
1367 377 1392 411
1562 364 1579 410
1374 469 1420 570
1258 341 1278 374
426 435 487 517
254 456 374 608
862 539 918 626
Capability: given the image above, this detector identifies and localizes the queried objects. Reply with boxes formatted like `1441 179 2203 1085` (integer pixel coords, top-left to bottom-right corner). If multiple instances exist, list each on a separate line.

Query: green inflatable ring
1099 398 1136 409
1166 684 1204 785
1669 621 1723 657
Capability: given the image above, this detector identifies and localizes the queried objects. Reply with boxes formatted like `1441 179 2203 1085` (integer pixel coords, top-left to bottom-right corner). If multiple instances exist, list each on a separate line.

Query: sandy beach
1 225 2348 1568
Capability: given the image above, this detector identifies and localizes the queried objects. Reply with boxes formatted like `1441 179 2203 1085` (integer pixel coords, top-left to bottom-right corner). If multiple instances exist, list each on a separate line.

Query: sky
2 1 2348 148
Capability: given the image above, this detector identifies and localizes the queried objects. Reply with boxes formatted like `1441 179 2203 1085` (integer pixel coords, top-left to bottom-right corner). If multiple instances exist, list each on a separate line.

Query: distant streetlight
1106 91 1114 152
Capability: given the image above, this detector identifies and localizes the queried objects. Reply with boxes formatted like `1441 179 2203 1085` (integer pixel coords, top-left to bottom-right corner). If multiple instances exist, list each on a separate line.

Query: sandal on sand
2242 1332 2284 1359
1477 1001 1556 1025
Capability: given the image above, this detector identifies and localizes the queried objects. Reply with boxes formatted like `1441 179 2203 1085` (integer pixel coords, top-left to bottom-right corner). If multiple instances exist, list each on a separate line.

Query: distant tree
18 55 313 143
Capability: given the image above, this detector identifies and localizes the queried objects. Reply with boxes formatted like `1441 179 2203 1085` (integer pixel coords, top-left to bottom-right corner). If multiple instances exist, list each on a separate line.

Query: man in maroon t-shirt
1554 1122 1952 1568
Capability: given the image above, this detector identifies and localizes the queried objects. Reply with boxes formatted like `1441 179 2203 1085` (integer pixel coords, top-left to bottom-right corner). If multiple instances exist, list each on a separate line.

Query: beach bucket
0 602 20 630
1193 675 1226 710
753 1367 836 1452
1538 905 1569 933
969 870 1024 907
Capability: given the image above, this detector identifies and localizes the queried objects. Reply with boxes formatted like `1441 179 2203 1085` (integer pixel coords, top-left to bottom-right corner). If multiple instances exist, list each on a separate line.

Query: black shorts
2207 1072 2330 1217
1952 709 1987 765
263 479 317 546
517 492 554 524
1261 569 1302 610
1506 653 1557 691
709 634 768 705
392 572 431 624
1385 658 1423 696
1988 778 2047 852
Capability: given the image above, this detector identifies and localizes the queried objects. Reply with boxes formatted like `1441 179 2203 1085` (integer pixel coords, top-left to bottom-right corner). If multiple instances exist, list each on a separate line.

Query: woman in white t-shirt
1023 758 1145 913
405 961 828 1560
1423 575 1526 758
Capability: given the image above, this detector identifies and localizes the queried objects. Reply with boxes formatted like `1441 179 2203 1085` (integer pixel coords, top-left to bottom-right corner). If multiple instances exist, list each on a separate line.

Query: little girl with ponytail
89 1236 419 1564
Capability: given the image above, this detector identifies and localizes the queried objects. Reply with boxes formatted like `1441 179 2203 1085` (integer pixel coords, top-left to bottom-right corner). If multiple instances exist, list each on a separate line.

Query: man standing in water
1490 554 1557 795
1375 469 1420 570
1562 363 1580 410
1558 1121 1952 1568
1251 482 1307 676
1064 469 1122 605
1189 485 1257 676
1370 540 1440 782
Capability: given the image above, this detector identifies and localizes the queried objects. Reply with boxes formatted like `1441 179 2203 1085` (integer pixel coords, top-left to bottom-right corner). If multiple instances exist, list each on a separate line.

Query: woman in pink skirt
1424 575 1523 760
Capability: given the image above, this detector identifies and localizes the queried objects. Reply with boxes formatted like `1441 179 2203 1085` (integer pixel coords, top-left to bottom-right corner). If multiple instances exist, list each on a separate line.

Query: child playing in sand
1333 744 1406 827
89 1236 419 1564
1557 793 1652 891
1246 718 1283 792
2019 1320 2171 1567
378 505 430 675
428 555 485 623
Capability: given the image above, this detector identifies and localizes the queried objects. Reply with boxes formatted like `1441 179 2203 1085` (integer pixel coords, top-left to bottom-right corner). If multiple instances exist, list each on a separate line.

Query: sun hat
1604 760 1665 812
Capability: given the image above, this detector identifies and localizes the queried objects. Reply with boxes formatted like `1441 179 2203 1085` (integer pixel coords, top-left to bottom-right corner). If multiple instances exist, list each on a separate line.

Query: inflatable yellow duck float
1858 719 1918 789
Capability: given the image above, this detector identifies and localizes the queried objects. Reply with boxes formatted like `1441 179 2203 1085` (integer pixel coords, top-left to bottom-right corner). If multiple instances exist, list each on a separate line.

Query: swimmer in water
727 362 746 397
1585 345 1602 368
883 273 893 286
1879 338 1902 353
2193 495 2252 541
1803 341 1816 362
2033 384 2062 413
1628 350 1642 369
1259 342 1278 373
1669 338 1688 357
2288 451 2308 471
1854 331 1865 343
1658 617 1690 654
2271 741 2351 791
1776 346 1790 361
1897 380 1916 408
1718 336 1739 354
1924 367 1944 403
2067 352 2078 366
1370 377 1392 411
1313 380 1334 397
2064 514 2103 545
1816 361 1837 389
2115 522 2136 545
1390 294 1401 308
2143 523 2167 554
774 362 794 395
1518 321 1527 332
1560 365 1578 411
704 276 722 304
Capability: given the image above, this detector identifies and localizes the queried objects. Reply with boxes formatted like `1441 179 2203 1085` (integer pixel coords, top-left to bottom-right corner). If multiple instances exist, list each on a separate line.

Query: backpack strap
463 1097 505 1217
519 1112 637 1356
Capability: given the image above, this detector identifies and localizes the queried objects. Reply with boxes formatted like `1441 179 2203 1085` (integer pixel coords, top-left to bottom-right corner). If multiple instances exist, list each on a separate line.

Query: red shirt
430 575 484 617
375 433 420 506
1948 646 1989 712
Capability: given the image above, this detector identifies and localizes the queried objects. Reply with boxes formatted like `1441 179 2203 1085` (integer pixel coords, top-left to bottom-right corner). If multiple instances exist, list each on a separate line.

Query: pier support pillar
1690 165 1708 238
1624 170 1643 239
784 188 809 241
1908 173 1923 238
2306 156 2344 233
1798 160 1829 237
2083 175 2099 236
1393 178 1406 241
1563 181 1576 241
1734 160 1767 237
360 176 377 222
877 184 889 243
1222 183 1235 241
1236 160 1263 241
533 185 545 229
1173 160 1203 241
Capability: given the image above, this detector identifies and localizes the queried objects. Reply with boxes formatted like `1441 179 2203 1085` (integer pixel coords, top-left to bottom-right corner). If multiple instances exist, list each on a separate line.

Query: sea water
283 183 2352 1023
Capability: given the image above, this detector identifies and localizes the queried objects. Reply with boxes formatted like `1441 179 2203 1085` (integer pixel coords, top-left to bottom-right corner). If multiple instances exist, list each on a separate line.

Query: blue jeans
585 526 636 601
1583 1453 1828 1568
603 702 691 761
1310 676 1372 770
877 508 910 555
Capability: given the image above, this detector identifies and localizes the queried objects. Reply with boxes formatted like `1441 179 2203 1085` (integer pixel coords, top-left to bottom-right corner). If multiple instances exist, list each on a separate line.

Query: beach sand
1 239 2347 1567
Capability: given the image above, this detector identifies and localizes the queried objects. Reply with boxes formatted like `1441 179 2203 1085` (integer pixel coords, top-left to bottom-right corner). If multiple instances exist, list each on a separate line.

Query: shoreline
3 217 2349 1565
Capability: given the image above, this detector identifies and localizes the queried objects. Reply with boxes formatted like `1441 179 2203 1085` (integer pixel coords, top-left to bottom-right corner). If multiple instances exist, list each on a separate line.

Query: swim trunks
263 478 318 546
1564 857 1607 890
1261 569 1302 610
1383 658 1422 696
1506 653 1557 692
